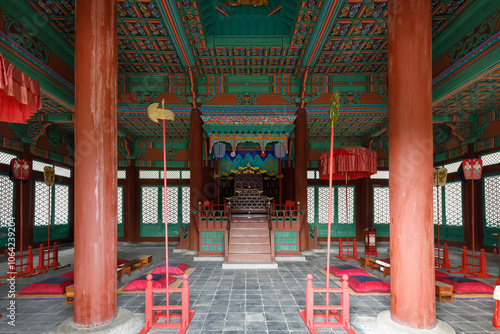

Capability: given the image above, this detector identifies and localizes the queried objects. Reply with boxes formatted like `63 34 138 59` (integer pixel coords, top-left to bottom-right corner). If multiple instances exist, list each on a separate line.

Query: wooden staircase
227 216 273 263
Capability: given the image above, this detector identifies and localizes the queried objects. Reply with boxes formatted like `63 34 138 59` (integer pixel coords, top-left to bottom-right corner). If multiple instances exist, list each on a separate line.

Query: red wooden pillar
295 108 308 250
190 107 202 250
125 161 138 243
74 0 118 327
388 0 435 329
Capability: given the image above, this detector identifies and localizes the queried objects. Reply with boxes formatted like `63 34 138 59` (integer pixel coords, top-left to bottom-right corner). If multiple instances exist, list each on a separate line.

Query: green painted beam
432 0 500 61
302 0 342 69
208 36 285 47
433 115 453 123
0 1 75 67
202 124 295 136
433 45 500 103
153 0 196 68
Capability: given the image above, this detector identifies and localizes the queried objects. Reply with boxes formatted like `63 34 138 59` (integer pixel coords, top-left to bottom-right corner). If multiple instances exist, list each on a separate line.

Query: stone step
228 253 272 262
230 228 269 237
229 244 271 254
229 236 270 244
230 222 268 229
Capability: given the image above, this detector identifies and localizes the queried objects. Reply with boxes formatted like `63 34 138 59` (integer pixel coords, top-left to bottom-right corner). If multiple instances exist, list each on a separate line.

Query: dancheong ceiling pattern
12 0 499 154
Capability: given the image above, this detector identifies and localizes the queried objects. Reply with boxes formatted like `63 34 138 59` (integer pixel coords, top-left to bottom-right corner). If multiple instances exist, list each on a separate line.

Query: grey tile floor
0 242 499 333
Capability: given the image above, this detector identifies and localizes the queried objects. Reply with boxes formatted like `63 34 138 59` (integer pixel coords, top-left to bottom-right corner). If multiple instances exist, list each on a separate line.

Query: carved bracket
235 93 259 105
446 115 488 144
135 91 159 104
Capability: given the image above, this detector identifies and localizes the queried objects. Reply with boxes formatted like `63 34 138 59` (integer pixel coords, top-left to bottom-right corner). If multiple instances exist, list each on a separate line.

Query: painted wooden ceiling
1 0 499 160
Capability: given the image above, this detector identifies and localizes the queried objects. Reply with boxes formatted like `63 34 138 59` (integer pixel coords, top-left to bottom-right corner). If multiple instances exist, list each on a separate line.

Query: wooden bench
140 255 152 268
119 259 143 276
65 286 74 304
117 267 123 282
359 257 373 269
435 281 453 302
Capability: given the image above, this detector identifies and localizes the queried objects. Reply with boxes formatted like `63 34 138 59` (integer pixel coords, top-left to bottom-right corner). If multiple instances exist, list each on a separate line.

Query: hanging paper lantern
273 142 286 160
213 142 226 160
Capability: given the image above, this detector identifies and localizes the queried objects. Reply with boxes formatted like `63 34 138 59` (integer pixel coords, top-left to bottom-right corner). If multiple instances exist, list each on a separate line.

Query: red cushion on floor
18 277 74 295
326 264 370 278
61 271 74 277
123 274 177 291
436 276 495 294
152 263 190 275
435 271 450 278
347 275 391 293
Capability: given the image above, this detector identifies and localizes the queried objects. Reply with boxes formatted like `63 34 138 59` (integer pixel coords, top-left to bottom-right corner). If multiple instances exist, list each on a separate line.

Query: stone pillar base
57 308 144 334
368 311 456 334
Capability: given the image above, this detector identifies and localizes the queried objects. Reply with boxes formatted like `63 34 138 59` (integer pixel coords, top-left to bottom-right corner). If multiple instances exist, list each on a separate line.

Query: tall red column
190 107 202 250
295 108 308 250
388 0 435 329
74 0 117 327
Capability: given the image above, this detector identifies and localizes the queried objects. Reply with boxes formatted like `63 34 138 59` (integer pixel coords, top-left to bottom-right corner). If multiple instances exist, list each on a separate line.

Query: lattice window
0 175 14 228
182 187 190 224
53 184 69 225
444 181 463 226
54 166 71 178
117 186 123 225
307 186 315 224
34 181 52 226
337 187 354 224
181 170 190 179
307 171 316 179
433 186 443 225
139 170 159 179
163 170 181 179
32 160 51 172
482 151 500 167
141 187 159 224
0 151 16 165
117 170 127 179
373 186 390 225
441 161 462 174
318 187 330 224
484 175 500 228
371 170 389 179
162 187 179 224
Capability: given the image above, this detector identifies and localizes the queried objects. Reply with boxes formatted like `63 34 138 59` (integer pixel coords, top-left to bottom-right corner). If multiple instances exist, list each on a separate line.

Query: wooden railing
175 225 190 250
269 205 303 256
195 202 229 256
308 225 322 250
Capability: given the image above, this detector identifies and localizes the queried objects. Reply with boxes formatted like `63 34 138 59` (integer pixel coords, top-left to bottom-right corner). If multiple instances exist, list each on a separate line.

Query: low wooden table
117 267 123 282
119 259 143 276
359 257 374 269
140 255 153 268
65 286 74 304
435 281 454 302
380 265 390 277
